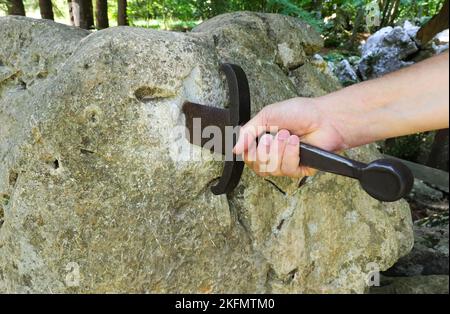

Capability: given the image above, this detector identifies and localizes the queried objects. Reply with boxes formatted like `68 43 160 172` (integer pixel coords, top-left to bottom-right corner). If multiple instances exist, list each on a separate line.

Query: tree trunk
117 0 128 26
312 0 323 18
71 0 84 28
210 0 228 17
260 0 267 12
70 0 94 29
380 0 393 28
348 6 364 50
6 0 26 16
416 0 449 45
39 0 54 20
68 0 75 26
388 0 401 25
85 0 94 29
95 0 109 29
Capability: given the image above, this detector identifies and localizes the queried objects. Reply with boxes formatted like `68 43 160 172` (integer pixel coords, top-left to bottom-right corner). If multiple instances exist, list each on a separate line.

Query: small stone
335 59 360 86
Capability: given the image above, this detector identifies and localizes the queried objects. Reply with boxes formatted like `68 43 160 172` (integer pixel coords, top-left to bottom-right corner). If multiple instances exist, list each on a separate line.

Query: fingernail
288 135 299 145
277 129 290 141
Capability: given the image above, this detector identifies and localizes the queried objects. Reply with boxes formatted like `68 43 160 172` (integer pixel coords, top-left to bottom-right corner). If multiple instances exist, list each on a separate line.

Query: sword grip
300 143 364 179
299 143 414 202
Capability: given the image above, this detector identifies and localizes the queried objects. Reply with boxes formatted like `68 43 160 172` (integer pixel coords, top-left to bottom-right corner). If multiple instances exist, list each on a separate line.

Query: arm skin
233 51 449 178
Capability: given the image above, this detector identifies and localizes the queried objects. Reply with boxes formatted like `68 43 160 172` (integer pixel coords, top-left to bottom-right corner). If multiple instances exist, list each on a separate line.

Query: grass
0 8 200 32
130 19 201 31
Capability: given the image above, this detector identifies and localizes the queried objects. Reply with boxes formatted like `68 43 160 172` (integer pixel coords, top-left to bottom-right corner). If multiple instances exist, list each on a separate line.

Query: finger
243 138 257 167
255 133 273 175
280 135 303 178
233 108 273 155
266 129 290 175
298 165 317 177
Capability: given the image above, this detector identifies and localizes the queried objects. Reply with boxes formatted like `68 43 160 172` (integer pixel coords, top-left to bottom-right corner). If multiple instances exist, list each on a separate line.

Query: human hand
234 52 450 179
233 97 348 178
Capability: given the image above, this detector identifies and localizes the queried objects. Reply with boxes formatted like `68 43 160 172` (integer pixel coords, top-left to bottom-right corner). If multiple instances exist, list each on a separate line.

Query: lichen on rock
0 14 413 293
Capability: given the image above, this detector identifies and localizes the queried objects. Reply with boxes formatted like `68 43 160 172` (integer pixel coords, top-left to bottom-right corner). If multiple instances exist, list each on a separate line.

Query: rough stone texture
384 215 448 277
432 29 449 53
403 21 420 40
192 11 323 72
339 21 447 83
370 275 449 294
288 54 341 97
409 180 444 203
358 24 419 80
0 15 413 293
289 62 341 97
334 59 360 86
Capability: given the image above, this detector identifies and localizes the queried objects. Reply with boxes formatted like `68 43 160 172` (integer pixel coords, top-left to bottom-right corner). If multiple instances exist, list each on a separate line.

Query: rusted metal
182 101 229 154
183 63 250 195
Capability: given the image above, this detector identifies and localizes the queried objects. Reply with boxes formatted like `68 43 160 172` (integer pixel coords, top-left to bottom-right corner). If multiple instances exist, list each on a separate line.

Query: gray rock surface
334 59 360 86
358 24 419 80
410 180 445 203
0 14 413 293
384 216 448 277
432 29 450 54
192 11 323 73
403 21 420 40
289 62 342 97
371 275 449 294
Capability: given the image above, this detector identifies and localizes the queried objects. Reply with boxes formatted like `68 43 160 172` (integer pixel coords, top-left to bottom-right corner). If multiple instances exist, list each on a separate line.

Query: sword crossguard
210 64 251 195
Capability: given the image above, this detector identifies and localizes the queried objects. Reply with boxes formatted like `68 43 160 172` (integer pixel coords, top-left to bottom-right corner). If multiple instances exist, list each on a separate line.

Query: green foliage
382 132 435 162
1 193 10 207
127 0 195 22
396 0 445 24
0 0 7 12
266 0 324 31
416 212 449 228
0 0 446 43
126 0 324 29
322 51 350 62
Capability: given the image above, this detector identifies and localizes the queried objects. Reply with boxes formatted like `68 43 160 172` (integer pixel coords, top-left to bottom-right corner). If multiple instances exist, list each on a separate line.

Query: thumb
233 108 272 155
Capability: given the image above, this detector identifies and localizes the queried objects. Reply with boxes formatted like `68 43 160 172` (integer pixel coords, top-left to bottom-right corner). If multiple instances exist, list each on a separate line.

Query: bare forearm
318 51 449 148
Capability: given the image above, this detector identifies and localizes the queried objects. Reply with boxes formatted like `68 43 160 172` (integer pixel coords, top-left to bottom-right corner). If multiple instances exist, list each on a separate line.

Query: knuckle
256 170 268 177
285 144 298 156
244 160 253 167
259 107 270 124
281 163 297 177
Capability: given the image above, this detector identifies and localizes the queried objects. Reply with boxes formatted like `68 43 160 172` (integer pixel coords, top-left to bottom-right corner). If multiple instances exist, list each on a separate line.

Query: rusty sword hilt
183 64 250 195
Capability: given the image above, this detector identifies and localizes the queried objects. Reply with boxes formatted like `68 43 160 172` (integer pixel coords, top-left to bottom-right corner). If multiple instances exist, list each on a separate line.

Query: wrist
314 91 381 149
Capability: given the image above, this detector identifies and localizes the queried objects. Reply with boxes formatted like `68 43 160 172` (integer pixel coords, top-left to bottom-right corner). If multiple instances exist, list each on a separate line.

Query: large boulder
0 14 413 293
